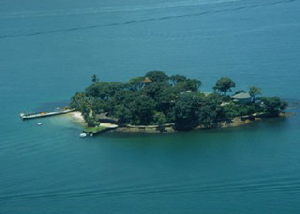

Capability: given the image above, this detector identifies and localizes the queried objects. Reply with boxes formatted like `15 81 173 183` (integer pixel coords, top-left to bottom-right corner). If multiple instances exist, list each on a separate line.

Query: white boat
79 133 87 138
37 123 43 126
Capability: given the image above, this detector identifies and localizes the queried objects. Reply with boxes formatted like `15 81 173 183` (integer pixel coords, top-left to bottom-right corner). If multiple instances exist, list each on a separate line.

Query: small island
70 71 287 134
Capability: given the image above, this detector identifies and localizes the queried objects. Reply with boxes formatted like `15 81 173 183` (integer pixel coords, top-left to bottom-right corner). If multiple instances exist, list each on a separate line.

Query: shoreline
67 111 119 134
67 111 85 124
67 111 291 135
114 112 292 133
115 113 290 134
72 112 293 134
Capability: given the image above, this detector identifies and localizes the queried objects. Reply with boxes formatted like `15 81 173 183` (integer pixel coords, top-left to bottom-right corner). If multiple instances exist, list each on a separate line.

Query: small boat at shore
79 133 87 138
20 108 75 120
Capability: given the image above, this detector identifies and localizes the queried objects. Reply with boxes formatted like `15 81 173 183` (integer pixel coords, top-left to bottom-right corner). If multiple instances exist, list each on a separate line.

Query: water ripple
1 175 299 202
0 0 297 39
0 0 238 20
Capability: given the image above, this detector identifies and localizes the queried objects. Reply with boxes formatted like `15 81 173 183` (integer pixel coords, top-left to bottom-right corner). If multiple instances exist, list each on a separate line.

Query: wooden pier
20 109 75 120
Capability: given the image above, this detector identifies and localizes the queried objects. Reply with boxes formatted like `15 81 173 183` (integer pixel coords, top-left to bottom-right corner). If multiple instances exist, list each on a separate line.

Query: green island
70 71 287 134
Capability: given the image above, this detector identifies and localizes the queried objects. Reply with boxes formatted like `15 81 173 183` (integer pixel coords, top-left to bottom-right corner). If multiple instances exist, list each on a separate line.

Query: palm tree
249 86 261 103
91 74 99 83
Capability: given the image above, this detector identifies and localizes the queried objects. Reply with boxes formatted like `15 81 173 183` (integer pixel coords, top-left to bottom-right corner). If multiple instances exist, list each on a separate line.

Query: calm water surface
0 0 300 213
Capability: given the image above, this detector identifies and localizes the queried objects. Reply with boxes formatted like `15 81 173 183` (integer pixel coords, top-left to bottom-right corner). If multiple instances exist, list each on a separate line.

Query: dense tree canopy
169 75 187 85
260 97 287 114
145 71 169 82
213 77 236 95
174 93 201 130
71 71 287 130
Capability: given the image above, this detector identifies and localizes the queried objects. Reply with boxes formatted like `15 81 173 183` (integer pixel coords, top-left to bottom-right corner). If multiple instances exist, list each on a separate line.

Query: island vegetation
70 71 287 133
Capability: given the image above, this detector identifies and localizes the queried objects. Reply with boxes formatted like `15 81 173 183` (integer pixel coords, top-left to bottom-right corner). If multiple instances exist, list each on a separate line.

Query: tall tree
115 105 133 124
145 71 169 82
142 82 170 99
169 75 187 85
131 95 156 125
197 94 224 128
174 93 200 130
91 74 99 83
85 82 124 100
70 92 89 113
213 77 236 95
249 86 261 103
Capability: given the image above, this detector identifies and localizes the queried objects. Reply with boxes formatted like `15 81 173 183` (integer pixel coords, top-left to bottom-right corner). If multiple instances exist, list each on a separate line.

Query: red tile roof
143 77 152 83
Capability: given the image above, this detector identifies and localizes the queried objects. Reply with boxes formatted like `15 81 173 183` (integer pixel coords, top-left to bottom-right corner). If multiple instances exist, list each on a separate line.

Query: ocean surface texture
1 0 300 213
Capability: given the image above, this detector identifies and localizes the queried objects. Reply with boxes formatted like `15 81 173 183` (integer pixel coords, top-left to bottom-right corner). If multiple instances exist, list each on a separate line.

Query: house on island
143 77 152 84
231 92 252 104
141 77 152 88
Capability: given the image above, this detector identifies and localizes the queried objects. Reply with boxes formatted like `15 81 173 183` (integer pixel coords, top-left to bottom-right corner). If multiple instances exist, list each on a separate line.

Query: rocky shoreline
109 112 290 134
69 111 291 135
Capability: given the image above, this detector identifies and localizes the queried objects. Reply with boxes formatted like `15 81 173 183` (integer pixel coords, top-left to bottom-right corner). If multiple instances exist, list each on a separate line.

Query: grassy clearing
83 125 107 133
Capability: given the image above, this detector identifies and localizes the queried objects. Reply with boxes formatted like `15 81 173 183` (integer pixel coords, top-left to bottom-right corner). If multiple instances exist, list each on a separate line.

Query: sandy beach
67 112 118 128
67 111 85 123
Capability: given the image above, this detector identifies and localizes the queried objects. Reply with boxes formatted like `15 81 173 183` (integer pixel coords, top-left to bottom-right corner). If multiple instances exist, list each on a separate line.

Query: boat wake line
0 0 297 39
0 0 239 20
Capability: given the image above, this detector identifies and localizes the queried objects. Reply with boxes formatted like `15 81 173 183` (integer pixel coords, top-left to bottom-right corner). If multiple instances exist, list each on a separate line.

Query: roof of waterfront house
232 92 251 99
143 77 152 83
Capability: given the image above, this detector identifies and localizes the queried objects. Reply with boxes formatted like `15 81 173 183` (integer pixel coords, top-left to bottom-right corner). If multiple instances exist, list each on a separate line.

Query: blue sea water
0 0 300 213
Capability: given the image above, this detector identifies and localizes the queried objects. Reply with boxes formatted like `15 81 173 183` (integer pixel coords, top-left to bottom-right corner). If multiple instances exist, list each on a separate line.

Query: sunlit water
1 0 300 213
